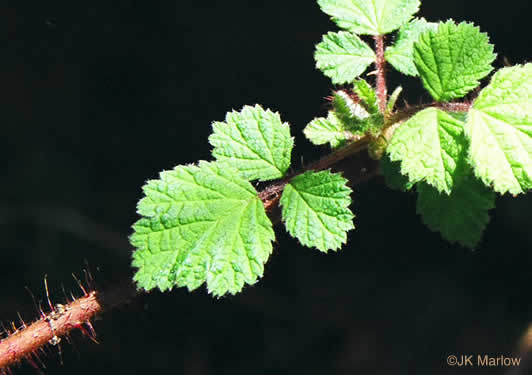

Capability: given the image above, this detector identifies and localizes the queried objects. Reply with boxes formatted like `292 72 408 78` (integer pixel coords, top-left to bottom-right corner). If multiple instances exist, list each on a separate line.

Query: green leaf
131 161 275 297
315 31 375 84
385 18 437 76
209 105 293 182
280 170 354 252
317 0 420 35
413 20 496 101
380 154 413 191
304 91 383 149
304 112 362 148
466 64 532 195
367 118 393 160
387 107 467 194
332 90 370 123
353 79 379 114
417 169 495 248
386 85 403 115
362 113 385 136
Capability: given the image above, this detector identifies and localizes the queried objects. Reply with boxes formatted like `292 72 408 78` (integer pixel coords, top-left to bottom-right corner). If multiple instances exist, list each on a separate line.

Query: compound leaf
417 168 495 248
466 64 532 195
209 105 293 182
318 0 420 35
386 107 467 194
131 161 275 297
315 31 375 84
385 18 438 76
413 20 495 101
280 170 354 252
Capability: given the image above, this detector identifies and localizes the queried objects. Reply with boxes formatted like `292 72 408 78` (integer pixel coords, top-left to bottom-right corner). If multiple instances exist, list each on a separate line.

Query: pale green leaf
387 107 467 193
417 168 495 248
466 63 532 195
413 20 495 101
353 78 379 114
131 161 275 297
280 170 354 252
385 18 437 76
315 31 375 84
386 85 403 115
304 112 362 148
209 105 293 182
318 0 420 35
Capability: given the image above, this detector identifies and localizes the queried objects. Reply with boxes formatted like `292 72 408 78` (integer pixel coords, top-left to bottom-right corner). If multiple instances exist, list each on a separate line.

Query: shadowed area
1 1 531 374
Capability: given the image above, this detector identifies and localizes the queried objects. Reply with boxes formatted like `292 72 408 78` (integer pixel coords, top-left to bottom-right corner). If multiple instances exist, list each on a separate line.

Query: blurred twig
0 203 132 258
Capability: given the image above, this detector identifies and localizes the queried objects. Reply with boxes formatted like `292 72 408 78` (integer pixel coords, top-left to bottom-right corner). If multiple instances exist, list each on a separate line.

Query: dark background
1 1 532 374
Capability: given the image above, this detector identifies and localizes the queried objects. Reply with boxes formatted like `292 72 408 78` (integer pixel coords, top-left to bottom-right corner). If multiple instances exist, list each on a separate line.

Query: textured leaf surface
417 169 495 248
209 105 293 182
380 154 413 191
280 170 354 252
413 21 495 101
353 79 379 114
466 64 532 194
385 18 437 76
387 107 467 193
304 112 361 148
332 90 370 123
315 31 375 84
318 0 420 35
131 161 275 296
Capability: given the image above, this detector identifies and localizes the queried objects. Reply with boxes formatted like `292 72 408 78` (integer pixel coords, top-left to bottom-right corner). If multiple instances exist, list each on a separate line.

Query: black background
1 1 532 374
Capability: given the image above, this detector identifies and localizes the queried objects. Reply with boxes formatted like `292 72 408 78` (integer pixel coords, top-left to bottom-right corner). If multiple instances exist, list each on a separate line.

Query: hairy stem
259 136 371 206
0 143 378 371
373 35 387 114
0 280 137 371
260 97 474 223
0 99 472 370
386 101 472 126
